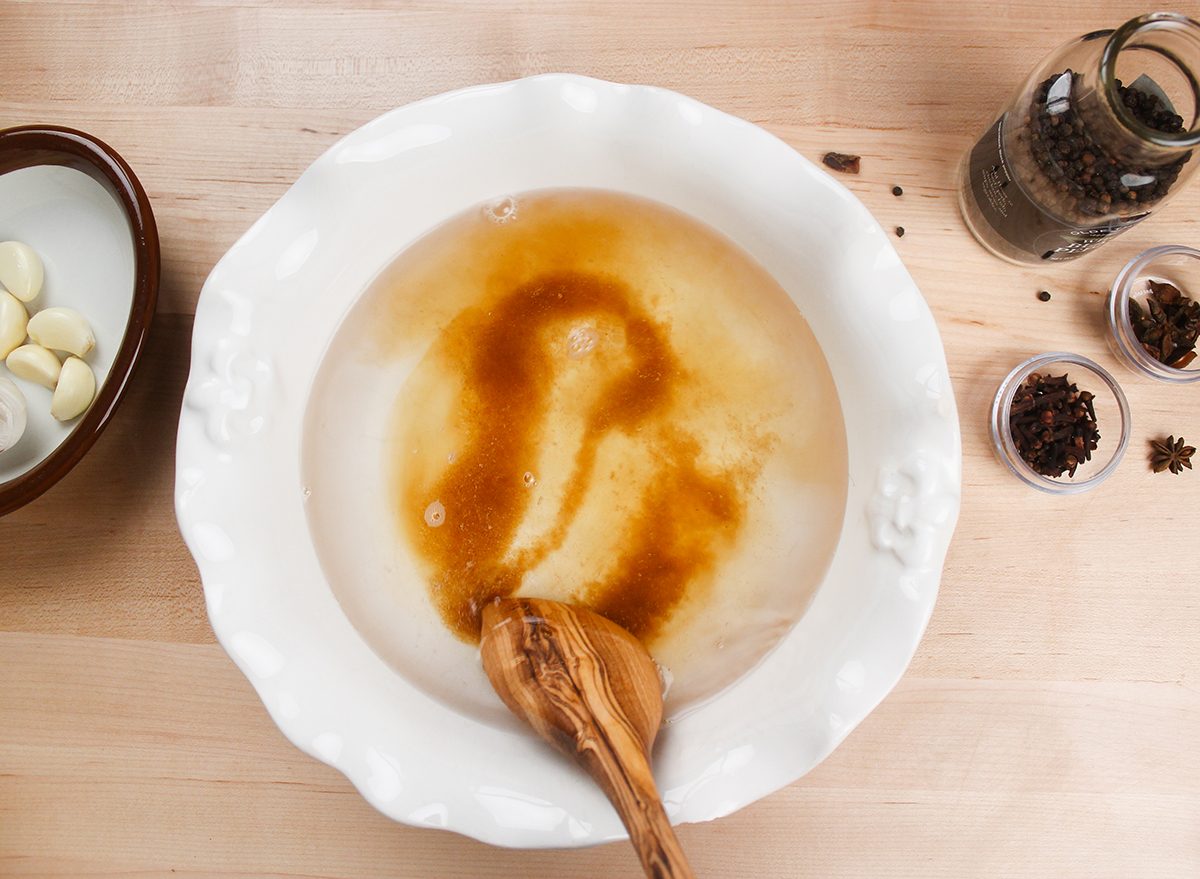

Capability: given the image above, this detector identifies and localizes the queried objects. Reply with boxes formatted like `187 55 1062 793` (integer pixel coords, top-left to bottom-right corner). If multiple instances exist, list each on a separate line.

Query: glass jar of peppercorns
960 12 1200 264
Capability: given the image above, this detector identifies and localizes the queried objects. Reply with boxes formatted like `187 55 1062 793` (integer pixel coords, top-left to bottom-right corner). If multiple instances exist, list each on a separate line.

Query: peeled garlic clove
0 290 28 359
0 375 28 452
7 344 62 389
27 306 95 358
0 241 45 302
51 356 95 421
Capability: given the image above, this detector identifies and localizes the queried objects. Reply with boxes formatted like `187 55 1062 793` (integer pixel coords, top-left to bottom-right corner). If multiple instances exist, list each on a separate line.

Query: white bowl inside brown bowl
0 126 159 516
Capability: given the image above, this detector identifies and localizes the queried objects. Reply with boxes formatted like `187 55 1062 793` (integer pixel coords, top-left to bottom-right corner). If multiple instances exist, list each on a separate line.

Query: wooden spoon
480 597 696 879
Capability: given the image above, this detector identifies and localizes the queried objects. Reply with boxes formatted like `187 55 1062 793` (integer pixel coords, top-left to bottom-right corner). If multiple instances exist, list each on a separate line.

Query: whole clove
822 152 860 174
1009 372 1100 478
1128 279 1200 368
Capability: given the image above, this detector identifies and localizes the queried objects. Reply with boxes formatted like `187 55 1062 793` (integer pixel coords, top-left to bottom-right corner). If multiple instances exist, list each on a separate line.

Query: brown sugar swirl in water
407 270 752 644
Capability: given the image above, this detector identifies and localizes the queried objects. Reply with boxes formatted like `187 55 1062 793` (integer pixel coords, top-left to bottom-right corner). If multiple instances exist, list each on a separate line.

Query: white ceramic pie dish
175 74 961 848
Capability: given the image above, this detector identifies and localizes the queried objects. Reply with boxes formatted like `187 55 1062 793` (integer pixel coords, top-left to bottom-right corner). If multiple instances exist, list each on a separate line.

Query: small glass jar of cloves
991 352 1131 493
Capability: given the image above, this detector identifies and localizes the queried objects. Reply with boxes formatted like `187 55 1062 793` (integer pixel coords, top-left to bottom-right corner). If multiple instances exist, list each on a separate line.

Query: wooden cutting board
1 1 1197 876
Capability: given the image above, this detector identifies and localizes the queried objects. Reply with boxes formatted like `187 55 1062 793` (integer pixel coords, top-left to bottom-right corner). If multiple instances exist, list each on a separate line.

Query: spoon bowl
481 597 696 879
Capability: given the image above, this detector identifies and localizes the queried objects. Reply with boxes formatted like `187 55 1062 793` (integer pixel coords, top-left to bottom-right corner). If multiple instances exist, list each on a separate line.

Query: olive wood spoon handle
480 597 696 879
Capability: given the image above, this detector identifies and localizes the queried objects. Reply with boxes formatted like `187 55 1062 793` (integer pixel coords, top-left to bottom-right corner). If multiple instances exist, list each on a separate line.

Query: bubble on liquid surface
656 662 674 698
482 196 518 224
424 500 446 527
566 325 599 360
523 471 537 487
447 451 457 463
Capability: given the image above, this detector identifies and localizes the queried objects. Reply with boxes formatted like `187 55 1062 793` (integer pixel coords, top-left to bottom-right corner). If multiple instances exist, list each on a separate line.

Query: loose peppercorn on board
1 2 1198 878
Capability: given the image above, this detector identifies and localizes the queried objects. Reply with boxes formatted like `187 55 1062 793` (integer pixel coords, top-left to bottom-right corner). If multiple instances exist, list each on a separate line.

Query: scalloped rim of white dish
175 74 961 849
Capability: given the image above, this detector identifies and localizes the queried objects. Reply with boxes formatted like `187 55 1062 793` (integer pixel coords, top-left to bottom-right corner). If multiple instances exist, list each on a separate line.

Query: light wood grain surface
2 2 1199 877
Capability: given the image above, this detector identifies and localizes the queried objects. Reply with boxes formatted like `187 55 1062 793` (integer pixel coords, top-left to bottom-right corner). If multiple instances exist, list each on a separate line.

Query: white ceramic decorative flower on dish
184 338 274 448
869 451 961 569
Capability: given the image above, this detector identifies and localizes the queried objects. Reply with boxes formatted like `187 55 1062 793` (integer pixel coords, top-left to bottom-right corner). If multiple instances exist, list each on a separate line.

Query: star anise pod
1129 281 1200 368
822 151 860 174
1150 435 1195 474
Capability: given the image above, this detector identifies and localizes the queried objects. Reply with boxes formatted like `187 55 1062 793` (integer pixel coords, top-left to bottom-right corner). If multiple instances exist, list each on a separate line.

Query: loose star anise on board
822 151 861 174
1150 435 1195 474
1129 281 1200 368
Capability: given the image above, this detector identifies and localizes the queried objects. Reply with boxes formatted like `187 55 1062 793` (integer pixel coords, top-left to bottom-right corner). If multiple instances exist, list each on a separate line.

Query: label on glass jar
966 117 1145 261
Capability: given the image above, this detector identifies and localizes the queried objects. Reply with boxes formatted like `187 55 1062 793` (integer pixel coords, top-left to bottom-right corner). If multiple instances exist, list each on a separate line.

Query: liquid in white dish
306 188 848 717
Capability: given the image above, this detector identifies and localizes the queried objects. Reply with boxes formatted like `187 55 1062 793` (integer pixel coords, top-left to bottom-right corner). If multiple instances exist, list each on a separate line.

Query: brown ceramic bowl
0 126 159 516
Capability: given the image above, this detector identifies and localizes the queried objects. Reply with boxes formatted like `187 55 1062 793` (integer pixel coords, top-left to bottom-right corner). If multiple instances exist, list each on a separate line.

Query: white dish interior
302 187 850 727
176 74 961 848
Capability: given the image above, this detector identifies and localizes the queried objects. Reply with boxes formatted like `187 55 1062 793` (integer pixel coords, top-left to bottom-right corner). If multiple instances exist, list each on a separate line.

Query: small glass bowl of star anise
1106 245 1200 383
991 353 1131 494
